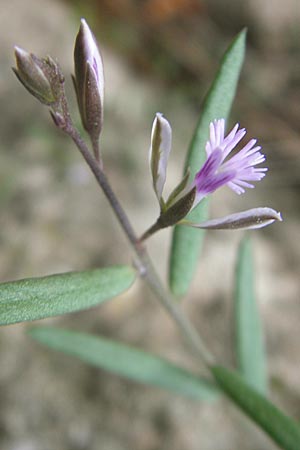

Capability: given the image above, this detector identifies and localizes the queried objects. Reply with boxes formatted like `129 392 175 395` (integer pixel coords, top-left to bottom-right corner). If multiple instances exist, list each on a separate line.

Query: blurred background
0 0 299 449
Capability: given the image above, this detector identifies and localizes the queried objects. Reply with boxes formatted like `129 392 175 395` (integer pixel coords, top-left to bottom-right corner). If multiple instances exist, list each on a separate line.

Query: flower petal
193 120 268 204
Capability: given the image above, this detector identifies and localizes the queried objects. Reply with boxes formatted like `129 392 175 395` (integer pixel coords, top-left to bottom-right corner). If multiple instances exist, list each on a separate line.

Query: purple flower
143 116 281 240
192 119 267 207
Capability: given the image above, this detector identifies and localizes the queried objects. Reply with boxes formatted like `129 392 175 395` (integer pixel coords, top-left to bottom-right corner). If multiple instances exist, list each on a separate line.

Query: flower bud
183 207 282 230
73 19 104 142
13 47 57 105
149 113 172 206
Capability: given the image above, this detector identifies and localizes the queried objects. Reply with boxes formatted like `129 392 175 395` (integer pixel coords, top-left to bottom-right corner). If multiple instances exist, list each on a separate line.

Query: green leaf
29 326 219 401
212 366 300 450
235 236 267 394
0 266 135 326
169 29 247 297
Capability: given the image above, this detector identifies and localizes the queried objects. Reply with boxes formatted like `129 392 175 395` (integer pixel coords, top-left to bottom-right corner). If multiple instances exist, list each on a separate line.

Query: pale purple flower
144 116 281 239
191 119 267 208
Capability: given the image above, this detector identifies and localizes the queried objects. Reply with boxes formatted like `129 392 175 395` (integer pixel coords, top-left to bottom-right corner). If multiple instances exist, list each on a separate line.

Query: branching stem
62 115 215 369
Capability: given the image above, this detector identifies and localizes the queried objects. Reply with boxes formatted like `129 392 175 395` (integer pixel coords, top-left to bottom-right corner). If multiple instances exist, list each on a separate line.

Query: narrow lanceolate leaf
0 266 135 326
29 327 219 401
169 30 246 297
212 366 300 450
235 237 267 394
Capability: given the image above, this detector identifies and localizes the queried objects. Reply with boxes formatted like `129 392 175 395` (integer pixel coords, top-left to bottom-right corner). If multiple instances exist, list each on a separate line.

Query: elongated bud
182 207 282 230
149 113 172 206
74 19 104 142
13 47 58 105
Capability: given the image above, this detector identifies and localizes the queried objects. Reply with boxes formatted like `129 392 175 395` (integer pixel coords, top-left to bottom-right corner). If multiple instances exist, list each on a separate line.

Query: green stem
139 252 215 366
91 135 102 168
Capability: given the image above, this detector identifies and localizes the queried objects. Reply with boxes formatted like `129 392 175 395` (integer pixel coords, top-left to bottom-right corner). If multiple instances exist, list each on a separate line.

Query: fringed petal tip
193 120 268 208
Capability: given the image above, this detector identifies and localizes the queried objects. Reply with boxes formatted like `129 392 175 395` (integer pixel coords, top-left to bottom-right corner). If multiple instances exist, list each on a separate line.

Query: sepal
165 168 191 209
157 187 196 229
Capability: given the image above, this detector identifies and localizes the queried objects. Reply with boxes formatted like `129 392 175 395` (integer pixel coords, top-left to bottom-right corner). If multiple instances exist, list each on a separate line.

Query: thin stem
139 220 161 242
91 135 102 168
64 121 215 368
67 125 138 249
140 252 215 366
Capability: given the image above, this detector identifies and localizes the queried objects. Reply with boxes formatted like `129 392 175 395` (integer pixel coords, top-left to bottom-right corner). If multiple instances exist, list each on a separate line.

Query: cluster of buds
143 114 281 239
13 19 104 160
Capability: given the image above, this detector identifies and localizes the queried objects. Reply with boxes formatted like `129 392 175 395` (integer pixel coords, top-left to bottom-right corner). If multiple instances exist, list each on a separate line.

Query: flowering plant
1 18 299 450
142 114 280 239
